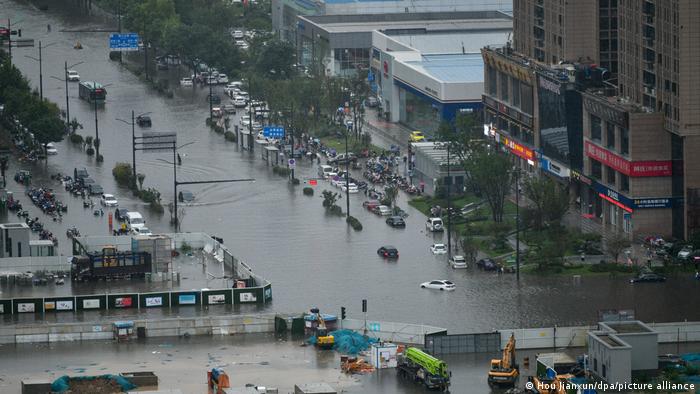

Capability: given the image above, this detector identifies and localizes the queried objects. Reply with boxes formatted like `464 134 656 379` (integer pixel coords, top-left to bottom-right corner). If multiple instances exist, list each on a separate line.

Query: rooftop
391 30 511 55
603 321 654 334
303 10 511 34
404 53 484 83
596 334 627 348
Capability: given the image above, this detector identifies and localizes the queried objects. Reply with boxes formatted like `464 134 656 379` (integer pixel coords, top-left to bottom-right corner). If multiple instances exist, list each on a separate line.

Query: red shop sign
501 135 534 161
585 141 671 177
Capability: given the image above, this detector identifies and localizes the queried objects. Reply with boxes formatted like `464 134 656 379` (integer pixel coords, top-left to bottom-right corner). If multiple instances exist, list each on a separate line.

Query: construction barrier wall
424 332 501 355
339 318 446 345
0 255 69 273
0 287 266 316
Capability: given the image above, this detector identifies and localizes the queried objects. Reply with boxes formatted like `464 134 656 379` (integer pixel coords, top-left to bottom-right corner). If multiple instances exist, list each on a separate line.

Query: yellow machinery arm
502 334 516 369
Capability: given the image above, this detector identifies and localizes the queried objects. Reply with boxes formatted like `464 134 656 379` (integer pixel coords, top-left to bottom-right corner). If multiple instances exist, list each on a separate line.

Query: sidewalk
362 110 413 151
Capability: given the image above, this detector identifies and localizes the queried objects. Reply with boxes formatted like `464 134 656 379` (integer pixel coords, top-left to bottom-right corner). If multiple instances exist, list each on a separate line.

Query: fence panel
425 332 500 355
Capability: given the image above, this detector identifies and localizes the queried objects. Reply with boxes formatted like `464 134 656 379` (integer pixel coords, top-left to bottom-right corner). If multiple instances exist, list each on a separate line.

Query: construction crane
311 308 335 349
488 333 519 387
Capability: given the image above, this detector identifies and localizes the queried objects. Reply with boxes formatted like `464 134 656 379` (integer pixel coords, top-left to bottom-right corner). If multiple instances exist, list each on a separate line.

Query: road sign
139 132 176 153
288 158 296 169
263 126 285 139
109 33 139 51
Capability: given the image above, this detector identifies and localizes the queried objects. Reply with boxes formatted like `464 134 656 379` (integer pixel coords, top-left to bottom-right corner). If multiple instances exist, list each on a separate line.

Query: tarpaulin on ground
51 374 137 392
307 329 378 355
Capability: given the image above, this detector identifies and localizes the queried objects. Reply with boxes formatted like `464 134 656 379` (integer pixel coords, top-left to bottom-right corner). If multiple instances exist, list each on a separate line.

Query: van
318 165 333 178
125 212 146 231
426 217 444 232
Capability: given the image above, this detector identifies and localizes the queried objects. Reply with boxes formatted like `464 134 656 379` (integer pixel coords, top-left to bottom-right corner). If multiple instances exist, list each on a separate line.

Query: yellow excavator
527 374 572 394
312 309 335 349
488 333 519 387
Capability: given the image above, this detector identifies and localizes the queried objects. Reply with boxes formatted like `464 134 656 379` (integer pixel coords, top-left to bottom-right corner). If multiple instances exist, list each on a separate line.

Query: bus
78 81 107 103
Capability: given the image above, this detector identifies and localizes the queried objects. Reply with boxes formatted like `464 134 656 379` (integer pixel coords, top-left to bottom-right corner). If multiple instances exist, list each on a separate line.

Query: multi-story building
512 0 618 77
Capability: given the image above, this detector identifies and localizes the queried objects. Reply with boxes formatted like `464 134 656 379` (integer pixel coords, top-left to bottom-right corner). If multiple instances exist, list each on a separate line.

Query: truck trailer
397 347 450 391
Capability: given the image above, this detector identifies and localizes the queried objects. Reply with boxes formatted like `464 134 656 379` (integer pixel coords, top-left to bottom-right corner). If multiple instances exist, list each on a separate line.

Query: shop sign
633 198 674 209
540 156 570 178
570 170 592 185
499 133 534 161
592 181 634 212
583 95 628 128
585 141 672 177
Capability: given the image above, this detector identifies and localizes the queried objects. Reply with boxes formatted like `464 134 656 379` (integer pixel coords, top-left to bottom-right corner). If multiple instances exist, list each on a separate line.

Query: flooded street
2 0 700 334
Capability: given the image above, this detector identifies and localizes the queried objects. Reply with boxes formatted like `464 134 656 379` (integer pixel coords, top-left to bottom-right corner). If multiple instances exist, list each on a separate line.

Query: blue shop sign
592 181 634 208
633 198 673 209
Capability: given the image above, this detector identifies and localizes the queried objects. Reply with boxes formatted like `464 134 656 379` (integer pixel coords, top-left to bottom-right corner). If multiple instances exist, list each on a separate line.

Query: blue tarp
51 375 137 392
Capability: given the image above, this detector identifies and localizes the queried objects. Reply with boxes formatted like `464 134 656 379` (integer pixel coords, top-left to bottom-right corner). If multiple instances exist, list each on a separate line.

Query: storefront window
400 87 441 134
591 159 602 180
590 115 602 141
606 122 616 149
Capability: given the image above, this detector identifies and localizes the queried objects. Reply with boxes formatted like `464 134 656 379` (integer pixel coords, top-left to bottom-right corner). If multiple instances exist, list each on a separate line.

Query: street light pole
94 95 99 157
208 77 213 120
446 141 452 259
345 128 350 217
64 61 70 123
131 110 136 182
38 41 43 100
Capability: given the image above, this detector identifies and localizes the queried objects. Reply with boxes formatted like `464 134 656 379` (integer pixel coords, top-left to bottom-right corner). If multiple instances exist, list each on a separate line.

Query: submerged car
630 272 667 283
377 245 399 259
100 194 118 207
430 243 448 255
178 190 195 203
477 258 498 271
420 280 455 291
386 216 406 228
450 255 467 269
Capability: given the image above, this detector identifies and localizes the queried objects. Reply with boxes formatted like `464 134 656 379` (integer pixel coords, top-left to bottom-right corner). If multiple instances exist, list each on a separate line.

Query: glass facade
537 75 583 169
399 87 441 134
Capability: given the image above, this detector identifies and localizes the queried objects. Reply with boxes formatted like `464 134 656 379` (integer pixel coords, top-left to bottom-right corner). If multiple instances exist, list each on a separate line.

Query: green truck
397 347 450 391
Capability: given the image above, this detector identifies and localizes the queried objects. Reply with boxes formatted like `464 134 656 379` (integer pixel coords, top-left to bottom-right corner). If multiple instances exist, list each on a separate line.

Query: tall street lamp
24 41 56 101
51 61 84 127
514 167 521 281
344 125 350 217
93 83 113 161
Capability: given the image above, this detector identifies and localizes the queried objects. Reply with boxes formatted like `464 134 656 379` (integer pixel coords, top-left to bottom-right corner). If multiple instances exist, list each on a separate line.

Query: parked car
426 217 444 232
409 131 425 142
365 96 379 107
341 183 359 193
223 83 240 96
420 280 455 291
133 227 153 236
363 200 381 211
180 77 193 87
373 205 392 216
233 30 244 39
217 74 229 84
100 194 118 207
318 165 333 178
386 216 406 228
430 243 448 255
45 143 58 155
136 115 152 127
677 246 694 260
233 96 247 107
477 258 498 271
88 184 104 195
328 153 357 165
630 272 667 283
178 190 195 203
115 208 129 221
377 245 399 259
66 70 80 81
74 167 89 181
450 255 467 269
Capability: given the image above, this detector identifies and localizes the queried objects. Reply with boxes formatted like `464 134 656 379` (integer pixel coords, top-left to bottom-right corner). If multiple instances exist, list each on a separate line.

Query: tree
466 149 512 222
528 237 567 271
255 39 296 80
522 176 570 229
460 236 479 264
607 233 631 263
436 113 481 164
321 190 339 209
137 173 146 190
69 118 83 134
382 185 399 208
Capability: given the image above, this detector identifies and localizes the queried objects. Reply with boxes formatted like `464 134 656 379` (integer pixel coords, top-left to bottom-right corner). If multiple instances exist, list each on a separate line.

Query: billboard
17 303 35 313
109 33 139 51
239 292 257 303
115 297 133 308
83 299 101 309
57 300 74 311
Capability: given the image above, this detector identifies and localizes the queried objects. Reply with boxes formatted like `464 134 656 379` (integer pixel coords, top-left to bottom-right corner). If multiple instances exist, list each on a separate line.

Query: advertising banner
239 293 257 303
17 303 35 313
179 294 196 305
115 297 133 308
145 297 163 307
83 299 101 309
208 294 226 305
57 300 74 311
585 141 672 177
44 302 56 311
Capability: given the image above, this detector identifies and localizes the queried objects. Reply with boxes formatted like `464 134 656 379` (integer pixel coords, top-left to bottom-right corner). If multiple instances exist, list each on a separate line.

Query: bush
224 131 236 142
272 165 291 176
213 125 224 134
329 205 343 216
589 262 637 273
180 241 192 253
86 147 95 156
149 201 164 213
96 154 104 162
69 133 83 144
112 162 134 187
291 178 300 185
303 187 314 196
346 215 363 231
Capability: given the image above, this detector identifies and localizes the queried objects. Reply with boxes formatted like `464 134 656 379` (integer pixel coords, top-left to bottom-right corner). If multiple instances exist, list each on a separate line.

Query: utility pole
345 127 350 217
247 77 254 152
208 76 213 120
131 110 136 182
448 146 454 258
94 95 99 158
38 41 43 100
64 62 70 122
289 104 295 182
7 19 11 63
515 168 521 281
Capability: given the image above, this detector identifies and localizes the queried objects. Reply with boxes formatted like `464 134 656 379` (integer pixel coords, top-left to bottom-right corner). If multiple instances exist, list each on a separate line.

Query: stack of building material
341 357 375 374
132 235 172 273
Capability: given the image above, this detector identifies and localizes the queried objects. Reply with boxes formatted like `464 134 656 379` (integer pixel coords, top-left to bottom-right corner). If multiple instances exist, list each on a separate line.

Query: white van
125 212 146 231
318 165 333 178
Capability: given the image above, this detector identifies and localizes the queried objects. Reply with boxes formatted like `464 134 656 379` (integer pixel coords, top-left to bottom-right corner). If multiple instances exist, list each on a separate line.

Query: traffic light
362 299 367 313
341 306 346 320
